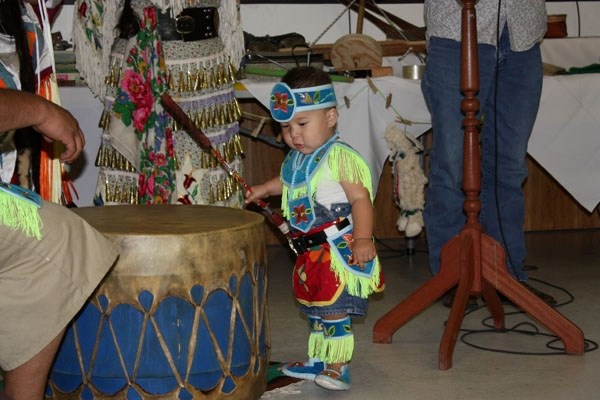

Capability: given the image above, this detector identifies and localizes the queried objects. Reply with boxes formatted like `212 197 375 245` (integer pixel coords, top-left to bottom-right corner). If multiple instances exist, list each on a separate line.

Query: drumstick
160 93 298 254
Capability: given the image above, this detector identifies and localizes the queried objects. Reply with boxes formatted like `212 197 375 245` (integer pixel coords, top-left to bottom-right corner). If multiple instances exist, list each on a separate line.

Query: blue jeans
299 289 368 318
421 27 542 281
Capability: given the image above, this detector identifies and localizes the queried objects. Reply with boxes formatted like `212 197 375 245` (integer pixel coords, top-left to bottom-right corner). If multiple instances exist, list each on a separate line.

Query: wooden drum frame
47 205 269 399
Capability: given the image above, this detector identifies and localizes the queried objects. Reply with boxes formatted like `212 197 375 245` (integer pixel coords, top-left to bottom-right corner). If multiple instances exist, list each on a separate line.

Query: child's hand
244 184 269 205
349 238 376 269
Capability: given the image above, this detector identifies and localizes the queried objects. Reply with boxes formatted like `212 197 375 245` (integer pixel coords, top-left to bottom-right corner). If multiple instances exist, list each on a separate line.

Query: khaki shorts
0 201 119 370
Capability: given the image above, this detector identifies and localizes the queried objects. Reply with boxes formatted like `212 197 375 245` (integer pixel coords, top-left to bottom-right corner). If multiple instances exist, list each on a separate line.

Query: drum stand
372 0 585 370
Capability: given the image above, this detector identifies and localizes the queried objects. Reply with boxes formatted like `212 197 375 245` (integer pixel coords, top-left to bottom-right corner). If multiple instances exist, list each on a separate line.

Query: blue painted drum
46 205 269 399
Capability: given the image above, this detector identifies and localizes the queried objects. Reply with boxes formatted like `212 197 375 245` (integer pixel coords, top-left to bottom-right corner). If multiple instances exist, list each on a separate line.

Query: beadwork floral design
293 203 310 224
272 91 290 113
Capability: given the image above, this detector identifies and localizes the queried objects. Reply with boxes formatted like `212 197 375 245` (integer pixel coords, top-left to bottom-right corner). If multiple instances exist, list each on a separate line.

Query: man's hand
33 101 85 163
0 89 85 163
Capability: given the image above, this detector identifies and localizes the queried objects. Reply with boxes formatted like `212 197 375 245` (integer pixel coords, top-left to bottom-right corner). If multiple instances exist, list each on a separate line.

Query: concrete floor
262 229 600 400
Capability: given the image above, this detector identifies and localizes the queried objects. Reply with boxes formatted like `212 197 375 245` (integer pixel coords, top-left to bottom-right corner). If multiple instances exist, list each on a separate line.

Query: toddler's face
280 108 337 154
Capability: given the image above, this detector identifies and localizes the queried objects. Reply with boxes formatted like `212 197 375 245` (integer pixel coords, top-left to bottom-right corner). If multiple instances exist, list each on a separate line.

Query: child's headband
269 82 337 122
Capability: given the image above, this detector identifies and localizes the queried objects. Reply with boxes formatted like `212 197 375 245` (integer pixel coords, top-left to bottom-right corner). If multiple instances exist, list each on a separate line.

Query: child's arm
244 176 283 205
341 181 377 267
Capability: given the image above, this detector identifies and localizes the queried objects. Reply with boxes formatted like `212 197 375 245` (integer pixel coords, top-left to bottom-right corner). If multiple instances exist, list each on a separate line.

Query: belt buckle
291 237 308 254
175 15 196 35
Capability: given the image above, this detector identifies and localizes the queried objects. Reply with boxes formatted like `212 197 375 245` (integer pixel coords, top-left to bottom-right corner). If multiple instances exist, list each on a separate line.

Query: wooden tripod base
372 226 585 370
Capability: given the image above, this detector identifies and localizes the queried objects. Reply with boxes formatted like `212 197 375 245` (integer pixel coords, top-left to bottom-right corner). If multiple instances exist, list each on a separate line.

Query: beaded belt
291 218 351 254
157 8 219 42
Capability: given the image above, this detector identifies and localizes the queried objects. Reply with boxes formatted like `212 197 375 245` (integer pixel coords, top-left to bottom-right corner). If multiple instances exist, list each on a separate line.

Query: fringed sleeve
326 143 383 298
326 143 374 202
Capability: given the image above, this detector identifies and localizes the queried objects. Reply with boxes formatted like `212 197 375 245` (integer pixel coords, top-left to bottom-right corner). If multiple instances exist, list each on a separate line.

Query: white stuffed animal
384 124 428 238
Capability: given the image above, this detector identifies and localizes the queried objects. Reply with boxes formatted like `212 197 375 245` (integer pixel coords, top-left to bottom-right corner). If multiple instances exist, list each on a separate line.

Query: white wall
52 2 600 45
545 1 600 37
240 3 424 45
240 2 600 40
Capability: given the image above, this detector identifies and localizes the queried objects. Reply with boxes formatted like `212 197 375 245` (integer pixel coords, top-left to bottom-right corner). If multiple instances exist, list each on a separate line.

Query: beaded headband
269 82 337 122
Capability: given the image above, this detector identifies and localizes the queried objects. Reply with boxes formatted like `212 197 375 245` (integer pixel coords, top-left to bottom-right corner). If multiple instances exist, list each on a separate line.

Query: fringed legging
307 315 354 364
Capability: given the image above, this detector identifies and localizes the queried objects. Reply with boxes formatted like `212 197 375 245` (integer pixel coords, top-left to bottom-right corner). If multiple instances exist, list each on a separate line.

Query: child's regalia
282 137 384 305
270 81 384 367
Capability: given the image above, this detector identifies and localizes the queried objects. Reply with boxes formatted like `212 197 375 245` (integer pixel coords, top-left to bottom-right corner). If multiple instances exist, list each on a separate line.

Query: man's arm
0 89 85 163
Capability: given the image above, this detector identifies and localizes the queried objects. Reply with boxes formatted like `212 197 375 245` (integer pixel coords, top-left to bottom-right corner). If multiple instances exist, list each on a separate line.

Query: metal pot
402 64 425 80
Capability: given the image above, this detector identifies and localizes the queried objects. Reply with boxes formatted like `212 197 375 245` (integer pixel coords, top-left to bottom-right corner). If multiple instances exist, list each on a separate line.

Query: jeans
299 289 368 317
421 27 542 281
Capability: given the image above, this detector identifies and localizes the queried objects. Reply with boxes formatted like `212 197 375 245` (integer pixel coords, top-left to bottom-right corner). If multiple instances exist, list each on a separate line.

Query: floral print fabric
112 7 176 204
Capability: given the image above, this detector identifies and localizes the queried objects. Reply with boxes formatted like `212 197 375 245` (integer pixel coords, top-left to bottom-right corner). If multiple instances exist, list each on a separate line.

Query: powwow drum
47 205 269 399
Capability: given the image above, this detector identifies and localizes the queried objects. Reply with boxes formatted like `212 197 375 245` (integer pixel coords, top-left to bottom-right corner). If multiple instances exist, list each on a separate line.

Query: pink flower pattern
113 6 175 204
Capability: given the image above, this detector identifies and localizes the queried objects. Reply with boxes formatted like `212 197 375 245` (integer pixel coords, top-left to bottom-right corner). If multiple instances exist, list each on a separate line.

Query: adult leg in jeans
421 36 467 275
479 28 543 282
422 31 554 305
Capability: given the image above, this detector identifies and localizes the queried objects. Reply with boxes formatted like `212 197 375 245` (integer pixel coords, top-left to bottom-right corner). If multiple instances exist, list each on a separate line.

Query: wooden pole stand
372 0 585 370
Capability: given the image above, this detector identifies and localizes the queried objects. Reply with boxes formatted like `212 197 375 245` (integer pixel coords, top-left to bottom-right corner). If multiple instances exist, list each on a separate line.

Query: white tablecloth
530 74 600 212
535 37 600 212
540 37 600 69
242 69 600 212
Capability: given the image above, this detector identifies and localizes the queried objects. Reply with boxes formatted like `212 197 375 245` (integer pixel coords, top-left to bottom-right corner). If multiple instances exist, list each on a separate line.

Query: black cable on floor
371 234 597 354
460 324 598 355
446 271 598 355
